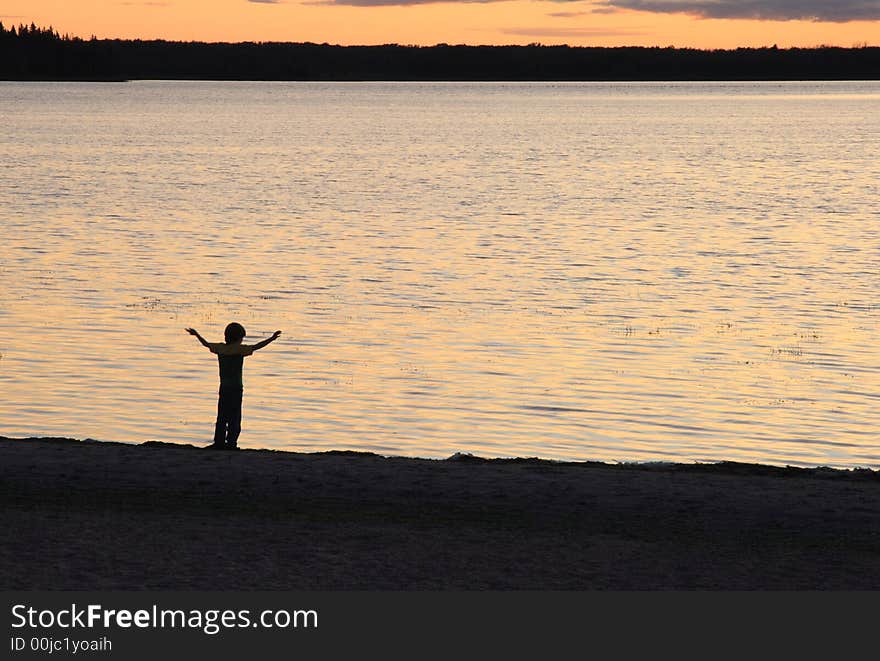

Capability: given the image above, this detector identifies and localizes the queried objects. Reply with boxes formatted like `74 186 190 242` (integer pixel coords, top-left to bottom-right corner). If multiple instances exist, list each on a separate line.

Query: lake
1 80 878 468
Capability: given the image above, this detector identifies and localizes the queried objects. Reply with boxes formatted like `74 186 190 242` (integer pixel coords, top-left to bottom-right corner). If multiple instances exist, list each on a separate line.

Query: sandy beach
1 436 878 590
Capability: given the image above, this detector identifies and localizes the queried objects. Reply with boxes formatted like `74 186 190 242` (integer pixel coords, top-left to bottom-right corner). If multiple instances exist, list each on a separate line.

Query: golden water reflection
1 81 878 468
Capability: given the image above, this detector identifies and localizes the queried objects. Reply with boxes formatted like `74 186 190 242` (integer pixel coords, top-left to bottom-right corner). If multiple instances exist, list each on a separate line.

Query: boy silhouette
186 323 282 450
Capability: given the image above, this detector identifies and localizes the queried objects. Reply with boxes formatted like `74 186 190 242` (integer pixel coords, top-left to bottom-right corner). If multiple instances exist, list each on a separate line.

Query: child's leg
226 389 243 448
213 389 228 447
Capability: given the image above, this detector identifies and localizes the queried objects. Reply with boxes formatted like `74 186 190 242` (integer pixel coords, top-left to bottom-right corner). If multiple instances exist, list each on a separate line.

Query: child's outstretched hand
272 330 282 340
186 328 211 348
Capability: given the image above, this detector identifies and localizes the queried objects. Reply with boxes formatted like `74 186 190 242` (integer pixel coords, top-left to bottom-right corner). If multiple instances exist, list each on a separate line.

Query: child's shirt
209 343 255 388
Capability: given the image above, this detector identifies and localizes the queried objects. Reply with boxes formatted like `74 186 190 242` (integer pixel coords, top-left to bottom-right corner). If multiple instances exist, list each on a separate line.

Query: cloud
603 1 880 23
307 0 487 4
548 8 622 17
547 11 593 17
308 0 880 22
502 26 647 36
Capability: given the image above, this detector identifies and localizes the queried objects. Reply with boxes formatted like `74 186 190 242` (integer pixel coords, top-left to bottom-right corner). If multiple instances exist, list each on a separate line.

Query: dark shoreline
2 435 879 590
2 28 879 81
6 434 880 479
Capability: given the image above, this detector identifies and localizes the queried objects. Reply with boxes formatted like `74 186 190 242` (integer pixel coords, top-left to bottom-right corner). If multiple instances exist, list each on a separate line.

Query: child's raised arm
251 330 282 352
185 328 213 350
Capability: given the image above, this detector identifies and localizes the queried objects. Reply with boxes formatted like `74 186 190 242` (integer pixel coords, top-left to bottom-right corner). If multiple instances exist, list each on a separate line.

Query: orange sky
1 0 878 47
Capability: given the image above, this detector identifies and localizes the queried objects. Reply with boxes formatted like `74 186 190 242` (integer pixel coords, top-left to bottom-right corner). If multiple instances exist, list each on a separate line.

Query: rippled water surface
1 81 878 467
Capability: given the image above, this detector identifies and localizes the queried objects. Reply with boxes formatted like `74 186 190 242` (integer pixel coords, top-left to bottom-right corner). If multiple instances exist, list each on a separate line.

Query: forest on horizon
2 22 879 81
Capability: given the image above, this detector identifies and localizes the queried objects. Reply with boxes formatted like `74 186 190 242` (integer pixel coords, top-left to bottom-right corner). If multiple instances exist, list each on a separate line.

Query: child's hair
224 322 246 344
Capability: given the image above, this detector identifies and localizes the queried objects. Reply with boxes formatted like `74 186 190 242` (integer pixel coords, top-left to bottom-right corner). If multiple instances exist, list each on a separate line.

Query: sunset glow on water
1 81 878 467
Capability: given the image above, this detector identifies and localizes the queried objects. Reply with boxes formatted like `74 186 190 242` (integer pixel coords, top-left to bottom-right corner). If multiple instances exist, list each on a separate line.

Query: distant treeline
2 22 879 81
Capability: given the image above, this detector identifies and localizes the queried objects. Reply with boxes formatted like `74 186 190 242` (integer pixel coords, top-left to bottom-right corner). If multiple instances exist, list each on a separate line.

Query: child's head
224 322 246 344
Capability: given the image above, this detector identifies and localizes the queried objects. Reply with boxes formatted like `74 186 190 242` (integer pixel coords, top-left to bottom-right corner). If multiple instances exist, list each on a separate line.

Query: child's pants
214 385 243 448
